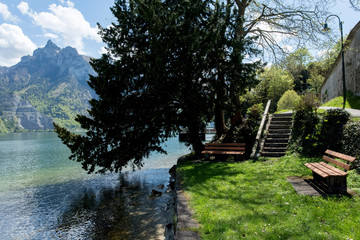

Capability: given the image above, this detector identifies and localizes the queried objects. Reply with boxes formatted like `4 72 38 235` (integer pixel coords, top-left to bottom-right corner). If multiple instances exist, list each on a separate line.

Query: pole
324 15 346 109
340 21 346 109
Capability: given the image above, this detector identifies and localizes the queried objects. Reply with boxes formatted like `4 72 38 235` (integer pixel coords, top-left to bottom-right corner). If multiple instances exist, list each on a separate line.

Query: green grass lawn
321 93 360 109
178 155 360 239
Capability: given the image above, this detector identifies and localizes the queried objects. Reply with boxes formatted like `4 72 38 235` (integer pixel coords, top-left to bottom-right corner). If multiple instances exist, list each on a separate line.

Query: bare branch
234 0 336 61
349 0 360 11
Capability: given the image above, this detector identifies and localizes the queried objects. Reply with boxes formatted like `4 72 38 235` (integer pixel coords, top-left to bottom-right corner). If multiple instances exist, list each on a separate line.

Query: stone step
261 152 287 158
271 116 293 122
270 121 292 125
273 113 293 117
264 142 288 148
263 147 287 152
268 129 291 134
269 124 292 129
267 133 290 139
260 113 293 158
265 138 289 143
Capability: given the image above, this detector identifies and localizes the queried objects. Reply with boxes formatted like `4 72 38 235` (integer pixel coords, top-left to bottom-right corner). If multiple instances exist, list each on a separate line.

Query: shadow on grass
178 156 360 239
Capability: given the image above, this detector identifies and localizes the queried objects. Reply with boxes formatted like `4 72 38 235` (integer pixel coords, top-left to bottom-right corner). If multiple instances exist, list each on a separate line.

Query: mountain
0 40 97 133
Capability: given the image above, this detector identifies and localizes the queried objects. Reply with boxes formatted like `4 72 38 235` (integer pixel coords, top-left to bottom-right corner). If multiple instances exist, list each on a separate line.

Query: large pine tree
55 0 262 173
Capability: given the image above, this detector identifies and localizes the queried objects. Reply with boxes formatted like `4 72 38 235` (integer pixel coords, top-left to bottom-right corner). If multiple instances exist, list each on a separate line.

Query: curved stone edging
172 156 201 240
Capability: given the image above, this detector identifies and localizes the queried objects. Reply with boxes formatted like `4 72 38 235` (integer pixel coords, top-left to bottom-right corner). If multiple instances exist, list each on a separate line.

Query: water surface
0 132 189 240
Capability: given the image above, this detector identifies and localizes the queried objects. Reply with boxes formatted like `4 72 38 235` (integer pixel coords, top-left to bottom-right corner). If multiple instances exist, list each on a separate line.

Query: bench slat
204 147 245 151
305 163 330 178
205 143 246 147
202 150 245 155
325 149 356 163
323 155 351 171
318 162 347 176
305 162 348 178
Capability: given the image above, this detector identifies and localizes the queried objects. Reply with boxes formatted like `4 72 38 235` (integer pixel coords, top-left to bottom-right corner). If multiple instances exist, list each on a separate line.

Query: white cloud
17 1 101 54
17 1 29 15
0 2 19 22
44 33 59 39
0 23 37 66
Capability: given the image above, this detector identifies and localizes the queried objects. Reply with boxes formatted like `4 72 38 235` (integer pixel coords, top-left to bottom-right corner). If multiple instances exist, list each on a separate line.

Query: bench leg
312 172 347 194
326 176 347 194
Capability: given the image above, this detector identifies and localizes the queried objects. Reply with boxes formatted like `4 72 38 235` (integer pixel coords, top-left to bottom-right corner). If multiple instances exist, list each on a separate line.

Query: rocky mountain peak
45 39 61 50
32 40 61 60
0 40 97 132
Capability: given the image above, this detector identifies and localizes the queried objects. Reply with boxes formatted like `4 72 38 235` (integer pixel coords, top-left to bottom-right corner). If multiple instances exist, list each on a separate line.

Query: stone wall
321 21 360 103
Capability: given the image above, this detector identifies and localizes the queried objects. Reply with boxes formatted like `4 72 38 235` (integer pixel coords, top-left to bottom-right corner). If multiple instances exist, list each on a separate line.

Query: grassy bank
321 93 360 109
178 155 360 239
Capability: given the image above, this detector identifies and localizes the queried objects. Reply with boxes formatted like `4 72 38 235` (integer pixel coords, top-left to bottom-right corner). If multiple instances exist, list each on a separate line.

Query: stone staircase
261 113 293 158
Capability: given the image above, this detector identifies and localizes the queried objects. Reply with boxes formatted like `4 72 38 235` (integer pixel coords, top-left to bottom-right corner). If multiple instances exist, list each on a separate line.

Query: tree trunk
187 123 204 156
215 103 227 137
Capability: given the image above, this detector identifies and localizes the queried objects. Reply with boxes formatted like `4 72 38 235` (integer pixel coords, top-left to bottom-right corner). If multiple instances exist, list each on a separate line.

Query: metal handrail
250 100 271 159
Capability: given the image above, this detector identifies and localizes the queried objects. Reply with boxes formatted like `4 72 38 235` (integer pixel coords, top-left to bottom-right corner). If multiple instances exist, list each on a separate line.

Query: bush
318 108 350 152
342 121 360 169
289 93 321 155
277 90 300 111
227 103 263 158
290 99 350 156
294 92 320 112
290 108 320 156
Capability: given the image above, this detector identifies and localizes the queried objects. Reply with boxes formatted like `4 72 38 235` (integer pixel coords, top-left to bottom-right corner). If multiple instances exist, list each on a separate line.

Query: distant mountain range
0 40 97 133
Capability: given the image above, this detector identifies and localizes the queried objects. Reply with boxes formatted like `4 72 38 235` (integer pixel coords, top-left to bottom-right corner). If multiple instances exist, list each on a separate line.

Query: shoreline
161 155 201 240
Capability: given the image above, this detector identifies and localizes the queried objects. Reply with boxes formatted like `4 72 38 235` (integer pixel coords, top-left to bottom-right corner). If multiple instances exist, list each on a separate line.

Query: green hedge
290 108 350 156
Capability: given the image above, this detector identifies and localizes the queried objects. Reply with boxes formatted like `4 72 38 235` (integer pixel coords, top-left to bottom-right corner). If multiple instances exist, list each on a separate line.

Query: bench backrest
323 149 356 171
205 143 245 147
204 143 246 151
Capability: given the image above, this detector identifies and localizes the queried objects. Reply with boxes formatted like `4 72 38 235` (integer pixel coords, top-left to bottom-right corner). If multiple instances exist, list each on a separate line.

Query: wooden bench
201 143 245 159
305 149 356 193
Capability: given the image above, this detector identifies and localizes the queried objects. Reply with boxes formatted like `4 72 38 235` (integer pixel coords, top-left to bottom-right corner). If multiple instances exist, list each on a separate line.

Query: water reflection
0 169 174 240
0 133 186 239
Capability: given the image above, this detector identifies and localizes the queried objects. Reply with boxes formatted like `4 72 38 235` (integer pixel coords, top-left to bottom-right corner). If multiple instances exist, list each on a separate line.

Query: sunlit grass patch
178 155 360 239
322 93 360 110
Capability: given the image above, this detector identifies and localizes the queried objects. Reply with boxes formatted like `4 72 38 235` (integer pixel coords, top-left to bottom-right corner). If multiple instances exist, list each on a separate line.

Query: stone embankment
164 156 200 240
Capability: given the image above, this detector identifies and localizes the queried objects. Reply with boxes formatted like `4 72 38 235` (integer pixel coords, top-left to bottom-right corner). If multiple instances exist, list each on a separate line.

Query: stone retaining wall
321 21 360 102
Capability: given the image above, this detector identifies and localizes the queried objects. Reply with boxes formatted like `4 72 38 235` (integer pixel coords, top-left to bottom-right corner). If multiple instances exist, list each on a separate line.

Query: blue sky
0 0 359 67
0 0 114 66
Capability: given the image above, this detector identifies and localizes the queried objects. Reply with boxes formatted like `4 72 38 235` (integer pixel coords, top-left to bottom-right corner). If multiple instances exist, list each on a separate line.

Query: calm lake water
0 132 190 240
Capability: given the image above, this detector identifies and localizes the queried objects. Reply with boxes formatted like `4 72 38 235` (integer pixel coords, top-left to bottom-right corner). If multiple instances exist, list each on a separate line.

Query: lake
0 132 190 240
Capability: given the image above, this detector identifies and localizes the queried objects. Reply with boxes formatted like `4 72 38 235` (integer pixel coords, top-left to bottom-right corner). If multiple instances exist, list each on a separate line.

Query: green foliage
290 109 320 156
290 93 322 155
2 116 21 133
342 121 360 169
20 84 84 128
0 118 8 133
277 90 300 111
294 92 320 112
253 66 293 112
291 105 350 156
319 109 350 151
55 0 263 173
283 48 313 93
307 62 325 96
178 155 360 239
226 103 263 158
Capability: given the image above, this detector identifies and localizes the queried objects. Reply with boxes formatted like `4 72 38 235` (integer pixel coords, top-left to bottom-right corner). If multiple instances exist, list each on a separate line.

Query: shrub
318 108 350 152
290 108 320 156
342 121 360 169
277 90 300 111
290 93 321 155
294 92 320 112
290 100 350 156
227 103 264 158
